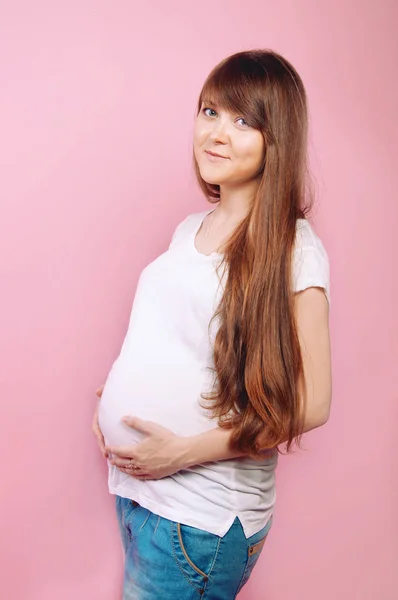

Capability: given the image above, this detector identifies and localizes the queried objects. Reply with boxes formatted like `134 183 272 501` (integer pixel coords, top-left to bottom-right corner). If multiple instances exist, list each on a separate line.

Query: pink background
1 1 397 598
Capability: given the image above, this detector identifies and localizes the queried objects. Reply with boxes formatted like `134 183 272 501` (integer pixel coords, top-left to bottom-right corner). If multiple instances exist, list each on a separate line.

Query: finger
93 426 108 458
110 455 139 468
95 384 105 398
97 438 108 459
122 416 159 435
119 467 150 479
118 466 144 474
119 467 137 475
106 444 138 458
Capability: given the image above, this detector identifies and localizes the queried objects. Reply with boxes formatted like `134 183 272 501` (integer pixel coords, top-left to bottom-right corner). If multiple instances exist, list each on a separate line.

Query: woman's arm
107 286 332 478
293 286 332 430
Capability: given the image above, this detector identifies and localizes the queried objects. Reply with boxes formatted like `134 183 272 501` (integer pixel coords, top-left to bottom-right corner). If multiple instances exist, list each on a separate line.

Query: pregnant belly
97 356 170 446
98 356 217 447
97 383 145 447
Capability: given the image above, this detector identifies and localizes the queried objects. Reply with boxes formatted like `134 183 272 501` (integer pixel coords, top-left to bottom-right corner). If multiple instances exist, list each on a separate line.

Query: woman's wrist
178 428 244 469
175 436 198 470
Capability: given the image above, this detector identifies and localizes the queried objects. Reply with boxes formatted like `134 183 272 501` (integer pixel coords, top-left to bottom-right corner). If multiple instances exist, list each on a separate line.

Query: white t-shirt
98 208 330 538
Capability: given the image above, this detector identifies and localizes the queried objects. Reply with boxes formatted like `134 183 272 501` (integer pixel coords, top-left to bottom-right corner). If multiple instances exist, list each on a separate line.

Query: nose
209 115 229 144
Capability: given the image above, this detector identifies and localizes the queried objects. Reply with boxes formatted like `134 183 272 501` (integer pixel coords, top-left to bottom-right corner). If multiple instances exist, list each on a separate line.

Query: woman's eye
201 107 249 127
203 107 217 118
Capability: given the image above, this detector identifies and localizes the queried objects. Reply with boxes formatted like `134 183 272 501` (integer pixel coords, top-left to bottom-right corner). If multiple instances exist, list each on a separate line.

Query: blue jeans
116 495 272 599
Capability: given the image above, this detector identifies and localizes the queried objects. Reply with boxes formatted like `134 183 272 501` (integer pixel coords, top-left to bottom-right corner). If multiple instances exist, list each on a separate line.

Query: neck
216 180 259 222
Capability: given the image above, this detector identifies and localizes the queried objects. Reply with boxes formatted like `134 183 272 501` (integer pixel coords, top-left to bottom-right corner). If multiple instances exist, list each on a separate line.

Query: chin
197 167 225 186
202 176 222 186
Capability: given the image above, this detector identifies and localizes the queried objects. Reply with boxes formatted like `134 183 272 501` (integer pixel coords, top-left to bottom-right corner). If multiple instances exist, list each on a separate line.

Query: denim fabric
116 495 272 599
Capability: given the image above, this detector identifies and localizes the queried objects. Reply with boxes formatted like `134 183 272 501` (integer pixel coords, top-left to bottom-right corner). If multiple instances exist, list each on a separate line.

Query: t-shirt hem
108 482 273 538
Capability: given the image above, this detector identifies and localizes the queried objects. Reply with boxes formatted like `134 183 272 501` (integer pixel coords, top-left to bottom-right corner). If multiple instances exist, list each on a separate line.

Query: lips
205 150 228 159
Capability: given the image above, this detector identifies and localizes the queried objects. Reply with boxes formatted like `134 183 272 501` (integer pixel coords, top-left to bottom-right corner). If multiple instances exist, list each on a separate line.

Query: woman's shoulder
293 218 331 303
174 209 210 234
168 209 210 249
294 218 330 264
295 218 324 249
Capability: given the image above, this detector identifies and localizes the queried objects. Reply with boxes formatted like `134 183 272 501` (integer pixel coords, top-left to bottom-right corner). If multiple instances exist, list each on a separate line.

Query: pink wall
1 2 397 598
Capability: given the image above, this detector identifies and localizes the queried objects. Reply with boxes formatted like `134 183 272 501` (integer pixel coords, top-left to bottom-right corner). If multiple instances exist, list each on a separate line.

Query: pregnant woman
93 48 332 599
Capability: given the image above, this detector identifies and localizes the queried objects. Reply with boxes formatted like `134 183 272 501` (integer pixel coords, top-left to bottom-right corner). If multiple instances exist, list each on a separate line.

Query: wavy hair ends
194 49 314 457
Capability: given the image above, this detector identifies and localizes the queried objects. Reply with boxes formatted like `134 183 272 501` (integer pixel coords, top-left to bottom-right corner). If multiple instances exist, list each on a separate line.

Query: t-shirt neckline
191 208 223 259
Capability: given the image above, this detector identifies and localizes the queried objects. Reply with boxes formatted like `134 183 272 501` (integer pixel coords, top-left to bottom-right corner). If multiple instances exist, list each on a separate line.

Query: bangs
198 56 267 130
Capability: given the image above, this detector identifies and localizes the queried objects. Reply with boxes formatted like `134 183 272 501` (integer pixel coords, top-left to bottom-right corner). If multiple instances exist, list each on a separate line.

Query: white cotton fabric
98 209 330 537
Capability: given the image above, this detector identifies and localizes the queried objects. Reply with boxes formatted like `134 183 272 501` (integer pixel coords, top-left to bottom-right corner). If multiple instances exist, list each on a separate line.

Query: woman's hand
106 417 188 480
92 384 108 459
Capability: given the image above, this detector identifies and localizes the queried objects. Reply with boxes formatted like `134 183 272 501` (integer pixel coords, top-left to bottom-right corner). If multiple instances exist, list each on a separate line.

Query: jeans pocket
237 520 272 593
171 522 221 591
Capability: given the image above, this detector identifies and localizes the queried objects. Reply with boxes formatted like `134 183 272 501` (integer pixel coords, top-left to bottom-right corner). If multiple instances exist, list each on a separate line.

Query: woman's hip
116 495 272 599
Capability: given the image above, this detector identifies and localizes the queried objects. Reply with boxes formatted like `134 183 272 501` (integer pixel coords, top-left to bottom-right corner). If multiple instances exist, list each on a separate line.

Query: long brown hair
194 49 314 457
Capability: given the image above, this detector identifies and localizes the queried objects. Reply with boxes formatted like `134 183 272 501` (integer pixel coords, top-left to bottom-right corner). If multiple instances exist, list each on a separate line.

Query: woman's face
193 100 265 188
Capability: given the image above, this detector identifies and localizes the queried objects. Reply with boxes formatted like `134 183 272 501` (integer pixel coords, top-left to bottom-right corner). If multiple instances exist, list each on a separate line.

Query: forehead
201 97 218 106
200 97 235 112
200 88 250 116
200 85 234 108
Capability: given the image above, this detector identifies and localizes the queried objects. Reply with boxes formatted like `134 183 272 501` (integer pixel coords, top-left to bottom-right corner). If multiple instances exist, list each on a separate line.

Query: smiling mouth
205 150 229 159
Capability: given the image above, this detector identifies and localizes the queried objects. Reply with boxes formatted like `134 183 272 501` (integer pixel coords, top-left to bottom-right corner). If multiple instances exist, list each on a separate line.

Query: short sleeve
292 220 331 304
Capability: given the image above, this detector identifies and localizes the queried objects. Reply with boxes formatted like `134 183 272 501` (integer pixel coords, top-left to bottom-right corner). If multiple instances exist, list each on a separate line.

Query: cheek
193 125 213 165
193 132 203 162
236 135 265 169
193 119 208 147
193 135 203 164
